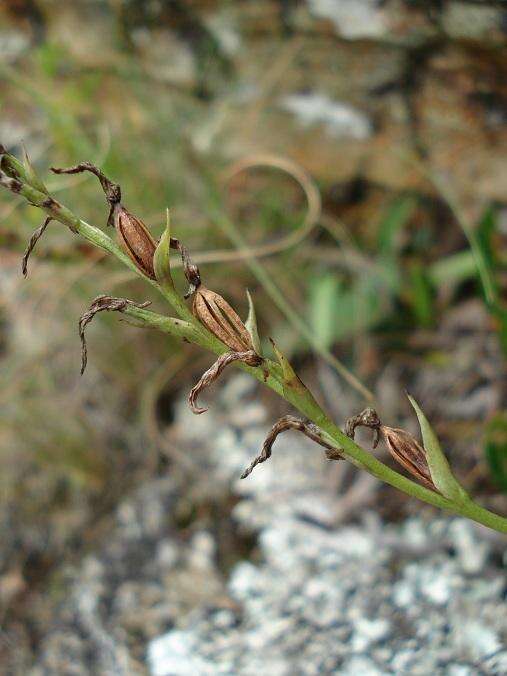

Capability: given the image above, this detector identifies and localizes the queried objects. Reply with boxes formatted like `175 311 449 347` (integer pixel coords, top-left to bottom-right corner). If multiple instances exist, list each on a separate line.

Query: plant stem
125 304 507 533
2 155 506 534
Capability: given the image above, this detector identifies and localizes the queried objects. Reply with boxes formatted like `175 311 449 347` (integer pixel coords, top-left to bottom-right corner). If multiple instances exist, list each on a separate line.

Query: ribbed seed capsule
192 286 255 352
345 407 438 492
381 425 436 491
114 206 157 280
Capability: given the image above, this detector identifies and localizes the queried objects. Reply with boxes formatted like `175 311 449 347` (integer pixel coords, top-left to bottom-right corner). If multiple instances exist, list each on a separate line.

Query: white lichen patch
307 0 388 39
280 93 372 140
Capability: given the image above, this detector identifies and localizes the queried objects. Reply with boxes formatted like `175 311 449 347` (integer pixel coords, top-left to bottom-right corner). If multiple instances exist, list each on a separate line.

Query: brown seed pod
345 407 437 491
380 425 436 491
192 286 256 353
114 206 157 280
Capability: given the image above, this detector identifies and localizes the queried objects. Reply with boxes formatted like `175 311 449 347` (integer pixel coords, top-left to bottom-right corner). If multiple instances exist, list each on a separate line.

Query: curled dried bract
21 216 53 277
241 415 340 479
79 295 151 375
188 349 262 414
345 407 437 491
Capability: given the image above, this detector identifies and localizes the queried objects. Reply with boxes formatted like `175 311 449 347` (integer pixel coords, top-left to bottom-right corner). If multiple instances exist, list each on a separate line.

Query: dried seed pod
241 415 340 479
79 295 151 375
192 286 256 353
51 162 157 279
188 349 262 414
114 207 157 279
345 407 437 491
381 425 436 491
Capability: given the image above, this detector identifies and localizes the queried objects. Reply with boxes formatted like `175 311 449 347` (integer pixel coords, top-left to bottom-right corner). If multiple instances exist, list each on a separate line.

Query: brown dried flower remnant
79 295 151 375
241 415 341 479
189 349 262 415
21 216 53 277
51 163 157 279
346 407 437 491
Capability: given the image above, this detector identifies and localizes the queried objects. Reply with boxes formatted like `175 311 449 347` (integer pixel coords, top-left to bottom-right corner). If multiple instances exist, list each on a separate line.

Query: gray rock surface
30 375 507 675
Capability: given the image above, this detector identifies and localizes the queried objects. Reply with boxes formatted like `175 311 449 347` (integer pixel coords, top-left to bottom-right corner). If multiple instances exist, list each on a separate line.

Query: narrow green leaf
153 208 174 289
22 144 49 194
377 195 416 258
309 272 339 350
408 394 468 503
245 289 262 355
408 262 433 328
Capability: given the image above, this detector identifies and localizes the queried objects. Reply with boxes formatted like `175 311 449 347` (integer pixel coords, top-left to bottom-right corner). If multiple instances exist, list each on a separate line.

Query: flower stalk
1 146 506 534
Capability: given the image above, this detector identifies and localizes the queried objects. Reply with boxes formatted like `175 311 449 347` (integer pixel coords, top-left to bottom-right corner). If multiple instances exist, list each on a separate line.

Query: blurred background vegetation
0 0 506 668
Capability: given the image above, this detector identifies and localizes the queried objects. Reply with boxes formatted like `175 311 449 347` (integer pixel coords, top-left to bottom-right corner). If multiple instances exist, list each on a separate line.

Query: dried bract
345 407 382 447
169 236 201 298
21 216 53 277
79 295 151 375
188 349 262 414
241 415 340 479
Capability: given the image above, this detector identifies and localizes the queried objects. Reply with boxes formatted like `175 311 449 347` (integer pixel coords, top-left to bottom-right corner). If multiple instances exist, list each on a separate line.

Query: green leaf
408 262 433 328
153 208 174 289
377 195 416 258
309 272 339 349
245 290 262 355
407 394 468 503
22 144 49 194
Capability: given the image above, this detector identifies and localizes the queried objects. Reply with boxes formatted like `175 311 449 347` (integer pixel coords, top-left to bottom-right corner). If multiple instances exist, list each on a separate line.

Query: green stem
125 305 507 534
2 154 506 534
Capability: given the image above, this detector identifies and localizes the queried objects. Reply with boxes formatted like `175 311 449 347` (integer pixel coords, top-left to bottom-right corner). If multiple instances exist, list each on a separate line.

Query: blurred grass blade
309 272 340 350
408 262 433 328
485 414 507 494
377 195 416 259
408 395 468 503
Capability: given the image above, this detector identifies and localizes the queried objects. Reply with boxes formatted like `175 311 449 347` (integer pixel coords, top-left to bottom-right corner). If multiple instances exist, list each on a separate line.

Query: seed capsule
192 286 256 353
114 206 157 280
381 425 436 491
